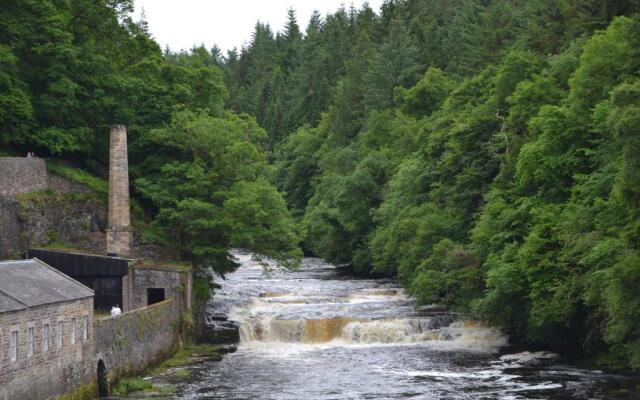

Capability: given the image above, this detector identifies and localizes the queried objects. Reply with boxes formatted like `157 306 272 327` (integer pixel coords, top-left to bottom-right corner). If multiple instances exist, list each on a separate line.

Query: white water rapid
126 252 637 399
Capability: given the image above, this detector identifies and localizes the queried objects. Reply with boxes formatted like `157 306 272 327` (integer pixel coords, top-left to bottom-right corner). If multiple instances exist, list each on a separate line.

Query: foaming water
125 252 638 399
227 254 508 353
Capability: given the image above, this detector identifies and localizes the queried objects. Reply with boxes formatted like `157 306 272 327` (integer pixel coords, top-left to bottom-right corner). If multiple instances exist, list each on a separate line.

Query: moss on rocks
54 382 97 400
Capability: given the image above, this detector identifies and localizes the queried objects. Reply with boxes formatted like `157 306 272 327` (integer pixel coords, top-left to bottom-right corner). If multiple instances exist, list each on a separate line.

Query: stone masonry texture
94 299 181 380
0 193 107 259
130 267 189 310
107 125 131 256
0 297 95 400
0 156 164 260
0 158 48 197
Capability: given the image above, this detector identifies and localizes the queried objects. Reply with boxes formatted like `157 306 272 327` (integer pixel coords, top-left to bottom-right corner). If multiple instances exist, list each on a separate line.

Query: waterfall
231 293 506 349
208 251 508 351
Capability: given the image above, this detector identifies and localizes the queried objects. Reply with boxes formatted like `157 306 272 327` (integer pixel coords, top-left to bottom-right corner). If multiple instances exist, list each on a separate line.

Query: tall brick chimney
106 125 131 257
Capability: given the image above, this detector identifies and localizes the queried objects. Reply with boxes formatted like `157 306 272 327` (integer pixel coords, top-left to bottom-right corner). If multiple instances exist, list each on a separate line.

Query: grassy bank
109 343 223 398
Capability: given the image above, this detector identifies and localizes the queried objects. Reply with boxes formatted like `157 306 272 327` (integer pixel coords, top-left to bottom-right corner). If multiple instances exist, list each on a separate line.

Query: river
129 252 637 399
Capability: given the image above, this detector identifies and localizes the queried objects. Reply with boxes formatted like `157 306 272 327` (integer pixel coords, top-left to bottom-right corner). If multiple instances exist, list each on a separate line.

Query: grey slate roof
0 258 94 313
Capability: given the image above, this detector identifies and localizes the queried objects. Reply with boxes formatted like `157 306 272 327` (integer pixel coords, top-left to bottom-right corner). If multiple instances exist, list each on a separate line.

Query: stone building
0 259 95 400
28 248 192 313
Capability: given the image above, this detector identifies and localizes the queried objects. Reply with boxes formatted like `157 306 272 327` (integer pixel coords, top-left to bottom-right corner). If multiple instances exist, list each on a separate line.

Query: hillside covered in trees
2 0 640 372
223 0 640 371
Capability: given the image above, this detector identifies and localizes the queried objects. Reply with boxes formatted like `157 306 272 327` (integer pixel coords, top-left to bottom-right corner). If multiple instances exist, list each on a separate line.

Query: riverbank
105 343 232 399
173 253 640 399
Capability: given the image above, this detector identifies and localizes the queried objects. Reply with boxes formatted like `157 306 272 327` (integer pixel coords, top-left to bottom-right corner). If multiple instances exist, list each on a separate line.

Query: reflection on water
131 252 638 399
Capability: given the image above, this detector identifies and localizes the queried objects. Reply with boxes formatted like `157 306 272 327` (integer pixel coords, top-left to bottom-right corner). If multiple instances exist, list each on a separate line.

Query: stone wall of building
0 297 95 400
94 299 182 381
127 266 191 311
0 157 48 197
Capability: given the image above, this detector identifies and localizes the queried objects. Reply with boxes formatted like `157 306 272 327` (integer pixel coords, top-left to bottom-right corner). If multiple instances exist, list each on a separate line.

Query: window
27 327 34 357
71 318 76 344
57 321 63 348
43 324 50 352
147 288 165 305
82 316 88 340
10 331 18 362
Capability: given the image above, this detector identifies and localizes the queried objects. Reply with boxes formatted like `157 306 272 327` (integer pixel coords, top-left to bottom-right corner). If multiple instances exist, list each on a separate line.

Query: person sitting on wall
111 304 122 316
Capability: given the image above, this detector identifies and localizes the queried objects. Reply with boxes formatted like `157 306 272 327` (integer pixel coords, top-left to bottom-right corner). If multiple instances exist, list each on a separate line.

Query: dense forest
2 0 640 371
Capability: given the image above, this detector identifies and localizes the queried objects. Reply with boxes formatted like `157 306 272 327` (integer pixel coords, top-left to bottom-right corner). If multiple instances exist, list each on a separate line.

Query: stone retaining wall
0 194 106 259
94 299 182 381
0 157 48 197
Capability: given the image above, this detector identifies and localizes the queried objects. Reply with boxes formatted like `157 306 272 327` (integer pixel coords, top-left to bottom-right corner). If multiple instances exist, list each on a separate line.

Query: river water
135 253 637 399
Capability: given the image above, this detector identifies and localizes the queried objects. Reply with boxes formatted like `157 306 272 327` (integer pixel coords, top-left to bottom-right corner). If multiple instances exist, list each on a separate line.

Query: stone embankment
0 157 107 258
0 191 107 258
0 157 49 196
0 157 161 259
95 299 183 381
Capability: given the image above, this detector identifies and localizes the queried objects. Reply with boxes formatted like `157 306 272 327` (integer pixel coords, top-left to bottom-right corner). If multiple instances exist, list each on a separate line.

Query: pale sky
133 0 384 54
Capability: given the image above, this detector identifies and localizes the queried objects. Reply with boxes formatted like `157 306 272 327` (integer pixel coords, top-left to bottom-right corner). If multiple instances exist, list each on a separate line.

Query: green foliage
135 110 301 273
54 382 97 400
111 377 152 396
192 277 211 307
568 17 639 111
609 80 640 211
396 67 452 117
46 160 109 196
410 239 481 309
0 0 302 276
224 179 302 268
262 3 640 371
274 126 323 218
472 15 640 363
363 16 421 111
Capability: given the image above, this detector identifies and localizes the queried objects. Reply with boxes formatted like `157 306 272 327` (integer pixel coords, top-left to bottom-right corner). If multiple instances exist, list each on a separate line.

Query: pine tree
363 16 421 112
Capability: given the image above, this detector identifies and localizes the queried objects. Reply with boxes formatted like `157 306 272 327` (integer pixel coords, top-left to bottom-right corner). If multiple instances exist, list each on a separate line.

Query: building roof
0 258 94 313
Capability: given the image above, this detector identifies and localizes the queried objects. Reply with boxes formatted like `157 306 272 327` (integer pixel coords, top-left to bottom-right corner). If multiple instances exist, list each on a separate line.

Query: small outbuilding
0 259 95 400
28 248 192 313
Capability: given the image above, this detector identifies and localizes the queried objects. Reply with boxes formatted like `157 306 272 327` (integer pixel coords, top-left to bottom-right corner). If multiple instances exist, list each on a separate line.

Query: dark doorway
79 277 123 312
147 288 165 305
97 359 108 397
